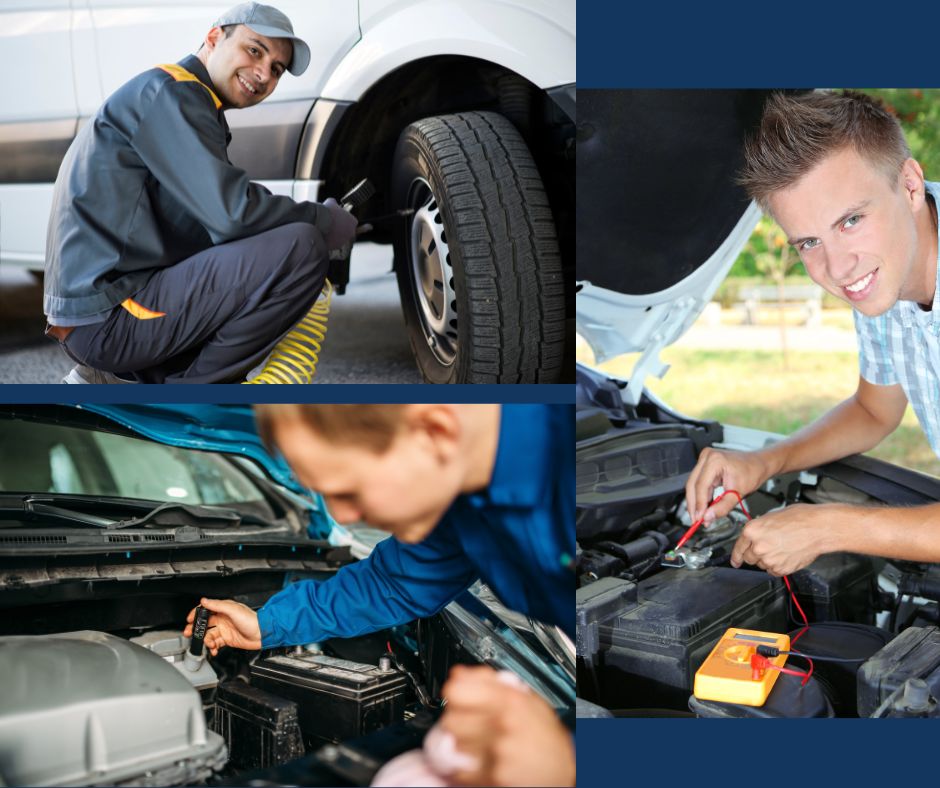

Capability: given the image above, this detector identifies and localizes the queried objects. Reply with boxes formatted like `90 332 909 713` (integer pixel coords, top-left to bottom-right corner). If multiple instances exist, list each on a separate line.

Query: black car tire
391 111 565 383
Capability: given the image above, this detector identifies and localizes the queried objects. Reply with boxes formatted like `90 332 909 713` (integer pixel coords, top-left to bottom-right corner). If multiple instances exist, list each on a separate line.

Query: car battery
788 553 878 624
857 625 940 717
594 566 787 710
214 681 305 771
250 652 409 747
576 577 637 665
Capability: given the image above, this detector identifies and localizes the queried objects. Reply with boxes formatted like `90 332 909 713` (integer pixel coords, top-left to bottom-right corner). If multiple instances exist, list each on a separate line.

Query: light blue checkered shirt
854 181 940 459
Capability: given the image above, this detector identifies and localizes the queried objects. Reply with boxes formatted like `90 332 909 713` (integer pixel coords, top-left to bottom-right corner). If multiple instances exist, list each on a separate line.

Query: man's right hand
685 447 775 525
184 597 261 655
322 197 358 251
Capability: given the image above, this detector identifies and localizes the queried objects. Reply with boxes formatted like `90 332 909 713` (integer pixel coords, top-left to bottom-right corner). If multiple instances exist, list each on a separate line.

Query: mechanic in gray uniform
43 2 357 383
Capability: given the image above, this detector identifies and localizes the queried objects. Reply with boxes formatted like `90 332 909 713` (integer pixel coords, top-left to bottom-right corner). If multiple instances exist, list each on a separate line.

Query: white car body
0 0 575 270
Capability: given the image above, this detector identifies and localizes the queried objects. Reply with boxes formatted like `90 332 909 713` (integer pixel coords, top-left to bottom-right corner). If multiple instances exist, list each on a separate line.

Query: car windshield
0 418 266 506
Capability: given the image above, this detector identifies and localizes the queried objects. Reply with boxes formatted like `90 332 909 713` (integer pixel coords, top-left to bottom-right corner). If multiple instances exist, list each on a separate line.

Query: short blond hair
254 404 406 454
740 90 911 212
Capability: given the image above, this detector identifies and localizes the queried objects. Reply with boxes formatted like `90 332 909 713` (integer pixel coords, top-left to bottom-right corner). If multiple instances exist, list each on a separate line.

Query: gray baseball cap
213 2 311 76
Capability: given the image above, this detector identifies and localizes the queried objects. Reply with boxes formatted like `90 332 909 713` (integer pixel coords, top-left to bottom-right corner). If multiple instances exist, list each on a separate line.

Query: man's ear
204 26 223 55
900 157 927 210
405 404 461 466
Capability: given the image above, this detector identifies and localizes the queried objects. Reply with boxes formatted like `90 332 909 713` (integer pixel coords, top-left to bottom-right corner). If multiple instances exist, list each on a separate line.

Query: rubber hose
245 280 333 384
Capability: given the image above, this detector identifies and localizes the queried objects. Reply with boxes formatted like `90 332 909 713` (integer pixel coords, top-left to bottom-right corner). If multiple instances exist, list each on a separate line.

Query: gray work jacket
44 54 332 325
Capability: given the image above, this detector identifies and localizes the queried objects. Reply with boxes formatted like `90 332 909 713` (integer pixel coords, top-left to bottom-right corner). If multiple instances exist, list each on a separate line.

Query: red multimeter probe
679 490 815 701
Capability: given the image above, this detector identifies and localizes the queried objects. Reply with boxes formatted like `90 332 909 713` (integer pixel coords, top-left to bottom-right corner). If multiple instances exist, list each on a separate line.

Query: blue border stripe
0 383 576 405
579 0 940 88
578 718 936 784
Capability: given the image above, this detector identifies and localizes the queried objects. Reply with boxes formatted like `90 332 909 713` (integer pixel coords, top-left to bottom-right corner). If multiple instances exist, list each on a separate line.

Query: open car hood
575 90 785 403
63 404 337 539
78 405 297 488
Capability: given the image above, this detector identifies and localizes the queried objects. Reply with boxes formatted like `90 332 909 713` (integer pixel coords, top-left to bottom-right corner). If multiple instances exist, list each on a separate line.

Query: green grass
594 347 940 478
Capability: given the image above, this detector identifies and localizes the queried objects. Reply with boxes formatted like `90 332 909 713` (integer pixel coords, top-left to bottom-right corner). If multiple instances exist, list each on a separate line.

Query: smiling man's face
202 24 291 109
769 145 935 315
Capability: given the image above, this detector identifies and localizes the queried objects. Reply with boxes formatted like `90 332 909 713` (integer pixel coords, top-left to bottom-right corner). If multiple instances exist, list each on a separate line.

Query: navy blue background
578 718 938 781
578 1 940 785
0 384 572 405
579 0 940 88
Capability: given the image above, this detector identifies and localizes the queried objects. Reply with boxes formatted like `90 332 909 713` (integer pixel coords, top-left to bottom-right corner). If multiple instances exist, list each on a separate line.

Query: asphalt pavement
0 242 423 384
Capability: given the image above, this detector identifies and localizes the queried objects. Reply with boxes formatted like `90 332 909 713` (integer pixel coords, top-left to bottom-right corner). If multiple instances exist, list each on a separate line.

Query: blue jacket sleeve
257 520 479 647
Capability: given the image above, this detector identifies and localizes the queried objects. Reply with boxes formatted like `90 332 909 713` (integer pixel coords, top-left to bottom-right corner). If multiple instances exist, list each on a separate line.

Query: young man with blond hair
185 403 575 786
687 90 940 576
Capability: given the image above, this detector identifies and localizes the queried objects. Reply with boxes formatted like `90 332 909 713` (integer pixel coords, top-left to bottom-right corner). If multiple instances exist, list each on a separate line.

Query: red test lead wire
750 653 812 685
783 575 810 645
673 519 704 552
675 489 750 551
679 489 814 685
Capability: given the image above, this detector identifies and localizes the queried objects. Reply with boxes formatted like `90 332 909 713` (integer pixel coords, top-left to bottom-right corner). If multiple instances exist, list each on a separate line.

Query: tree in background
867 89 940 179
744 216 801 369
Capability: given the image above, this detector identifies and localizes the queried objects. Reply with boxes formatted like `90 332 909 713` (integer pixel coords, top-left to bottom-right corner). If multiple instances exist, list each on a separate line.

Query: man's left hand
730 503 835 575
439 665 575 787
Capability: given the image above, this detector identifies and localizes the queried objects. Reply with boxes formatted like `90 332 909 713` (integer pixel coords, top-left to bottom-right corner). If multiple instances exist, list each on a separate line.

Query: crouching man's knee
269 222 329 285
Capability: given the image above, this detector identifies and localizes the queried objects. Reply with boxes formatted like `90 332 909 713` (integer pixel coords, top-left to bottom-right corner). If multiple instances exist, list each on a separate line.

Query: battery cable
677 490 815 685
676 491 881 688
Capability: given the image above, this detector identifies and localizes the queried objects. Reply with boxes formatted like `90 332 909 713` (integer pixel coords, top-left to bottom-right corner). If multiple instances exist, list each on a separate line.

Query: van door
87 1 360 192
0 0 83 270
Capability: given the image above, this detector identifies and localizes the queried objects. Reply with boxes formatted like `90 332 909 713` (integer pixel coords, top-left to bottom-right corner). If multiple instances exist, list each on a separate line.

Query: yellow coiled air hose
244 280 333 384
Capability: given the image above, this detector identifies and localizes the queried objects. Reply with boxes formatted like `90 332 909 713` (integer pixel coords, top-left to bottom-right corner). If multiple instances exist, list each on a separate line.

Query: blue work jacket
257 404 574 644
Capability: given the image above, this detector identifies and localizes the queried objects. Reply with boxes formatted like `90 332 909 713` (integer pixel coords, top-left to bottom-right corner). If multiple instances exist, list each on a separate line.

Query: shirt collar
897 181 940 332
179 54 216 96
177 54 231 140
463 406 551 509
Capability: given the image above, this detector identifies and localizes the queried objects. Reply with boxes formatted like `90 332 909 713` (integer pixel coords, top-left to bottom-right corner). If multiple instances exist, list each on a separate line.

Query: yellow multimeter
693 628 790 706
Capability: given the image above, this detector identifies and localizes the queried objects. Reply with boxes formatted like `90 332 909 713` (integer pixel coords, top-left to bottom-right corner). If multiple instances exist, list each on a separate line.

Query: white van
0 1 575 383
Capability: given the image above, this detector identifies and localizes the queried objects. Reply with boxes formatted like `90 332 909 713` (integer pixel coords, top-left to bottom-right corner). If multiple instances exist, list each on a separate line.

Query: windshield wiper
18 500 116 529
2 495 247 530
116 501 242 530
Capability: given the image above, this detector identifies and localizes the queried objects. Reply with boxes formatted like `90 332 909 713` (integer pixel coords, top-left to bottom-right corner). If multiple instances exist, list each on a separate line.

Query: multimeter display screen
732 633 778 644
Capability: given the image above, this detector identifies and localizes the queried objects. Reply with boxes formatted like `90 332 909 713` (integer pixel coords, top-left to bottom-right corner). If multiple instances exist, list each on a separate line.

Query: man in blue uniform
185 403 575 786
45 3 357 383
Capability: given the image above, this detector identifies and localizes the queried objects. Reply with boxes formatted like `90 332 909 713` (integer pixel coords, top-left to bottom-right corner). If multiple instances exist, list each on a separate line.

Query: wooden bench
737 285 823 327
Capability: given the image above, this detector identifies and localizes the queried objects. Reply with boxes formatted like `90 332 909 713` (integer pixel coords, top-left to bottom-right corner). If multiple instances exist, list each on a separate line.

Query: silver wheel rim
408 177 457 366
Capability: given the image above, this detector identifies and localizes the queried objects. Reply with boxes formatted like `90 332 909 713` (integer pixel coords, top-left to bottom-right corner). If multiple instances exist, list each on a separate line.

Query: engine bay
0 593 444 787
0 557 573 787
575 396 940 718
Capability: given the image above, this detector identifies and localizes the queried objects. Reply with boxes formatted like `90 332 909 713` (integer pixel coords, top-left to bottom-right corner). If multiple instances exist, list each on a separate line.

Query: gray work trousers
61 222 328 383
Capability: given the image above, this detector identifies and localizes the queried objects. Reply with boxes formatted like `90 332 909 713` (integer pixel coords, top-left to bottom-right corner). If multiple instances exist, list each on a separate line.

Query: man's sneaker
62 365 137 384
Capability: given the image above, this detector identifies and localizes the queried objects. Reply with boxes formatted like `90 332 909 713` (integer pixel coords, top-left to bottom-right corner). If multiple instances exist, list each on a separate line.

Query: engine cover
0 630 226 786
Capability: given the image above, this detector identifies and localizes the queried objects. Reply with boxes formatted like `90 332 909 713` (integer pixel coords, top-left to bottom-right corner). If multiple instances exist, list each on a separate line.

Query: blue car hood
76 404 337 539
